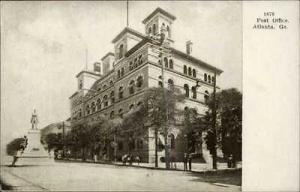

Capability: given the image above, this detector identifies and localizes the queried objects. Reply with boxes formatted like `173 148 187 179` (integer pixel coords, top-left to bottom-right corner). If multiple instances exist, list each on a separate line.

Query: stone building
69 7 223 163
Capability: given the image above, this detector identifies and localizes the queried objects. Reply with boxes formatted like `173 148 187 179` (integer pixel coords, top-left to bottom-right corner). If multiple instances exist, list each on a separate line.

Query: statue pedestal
16 129 56 166
22 129 48 157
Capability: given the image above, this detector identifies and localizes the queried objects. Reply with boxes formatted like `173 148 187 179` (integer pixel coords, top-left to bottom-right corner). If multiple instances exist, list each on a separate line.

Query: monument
18 110 53 165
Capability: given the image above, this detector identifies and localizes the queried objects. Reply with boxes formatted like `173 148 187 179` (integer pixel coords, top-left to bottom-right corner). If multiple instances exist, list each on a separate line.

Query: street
1 158 241 191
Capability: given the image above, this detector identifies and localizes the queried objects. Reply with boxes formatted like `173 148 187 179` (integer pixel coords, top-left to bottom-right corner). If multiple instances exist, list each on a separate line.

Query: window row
147 23 171 38
97 80 114 92
158 57 174 69
85 92 115 115
204 73 215 84
183 65 197 78
129 54 143 71
118 76 144 99
158 76 174 90
183 84 209 102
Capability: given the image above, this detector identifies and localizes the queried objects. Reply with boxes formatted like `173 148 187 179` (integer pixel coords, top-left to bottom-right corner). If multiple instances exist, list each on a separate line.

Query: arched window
79 80 83 89
192 86 197 99
148 27 152 35
91 102 96 113
158 59 162 65
110 111 114 119
167 25 170 37
134 58 138 68
212 76 215 83
86 104 90 115
121 68 125 76
192 69 196 77
129 80 135 94
110 91 115 103
204 90 209 103
164 57 168 68
119 108 123 118
158 76 163 87
208 75 211 83
129 104 134 110
119 86 124 99
153 24 156 35
184 65 187 74
136 76 143 88
119 44 124 59
168 79 174 90
78 109 82 118
129 61 133 70
170 134 175 149
188 67 192 76
204 73 207 81
96 98 101 110
169 59 173 69
118 70 121 78
103 95 108 107
184 84 189 97
110 80 114 86
138 55 143 65
103 84 107 90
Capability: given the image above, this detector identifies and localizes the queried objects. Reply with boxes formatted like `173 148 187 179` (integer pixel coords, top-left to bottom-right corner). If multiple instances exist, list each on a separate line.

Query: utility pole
126 0 129 27
212 69 217 169
62 121 65 158
149 27 170 169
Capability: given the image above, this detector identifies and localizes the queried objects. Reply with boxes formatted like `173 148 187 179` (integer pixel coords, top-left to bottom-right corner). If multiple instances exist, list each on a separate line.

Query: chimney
186 40 193 55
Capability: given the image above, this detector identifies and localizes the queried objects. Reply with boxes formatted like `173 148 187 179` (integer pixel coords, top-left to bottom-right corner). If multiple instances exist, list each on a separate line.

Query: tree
182 108 203 154
204 88 242 167
44 133 63 152
6 138 25 156
121 87 184 168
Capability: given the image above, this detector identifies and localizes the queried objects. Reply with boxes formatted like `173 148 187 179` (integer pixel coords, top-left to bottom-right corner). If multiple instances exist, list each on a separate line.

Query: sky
1 1 242 151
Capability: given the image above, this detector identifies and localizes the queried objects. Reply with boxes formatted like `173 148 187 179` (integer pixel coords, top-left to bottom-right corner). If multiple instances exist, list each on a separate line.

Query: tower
142 7 176 45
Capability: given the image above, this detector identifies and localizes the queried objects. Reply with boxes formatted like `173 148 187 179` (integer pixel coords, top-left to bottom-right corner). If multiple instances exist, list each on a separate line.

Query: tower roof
142 7 176 24
111 27 145 43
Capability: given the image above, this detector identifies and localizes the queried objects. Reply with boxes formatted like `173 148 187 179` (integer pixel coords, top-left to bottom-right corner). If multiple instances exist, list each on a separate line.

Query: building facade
69 8 223 163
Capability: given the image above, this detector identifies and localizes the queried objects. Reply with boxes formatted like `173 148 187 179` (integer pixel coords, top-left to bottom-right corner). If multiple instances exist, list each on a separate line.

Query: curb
56 159 242 174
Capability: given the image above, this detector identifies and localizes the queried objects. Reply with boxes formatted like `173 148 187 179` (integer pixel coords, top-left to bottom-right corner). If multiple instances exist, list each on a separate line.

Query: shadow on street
187 169 241 186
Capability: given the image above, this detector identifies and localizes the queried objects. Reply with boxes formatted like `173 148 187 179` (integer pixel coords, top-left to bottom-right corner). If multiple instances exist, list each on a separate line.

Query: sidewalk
58 158 242 173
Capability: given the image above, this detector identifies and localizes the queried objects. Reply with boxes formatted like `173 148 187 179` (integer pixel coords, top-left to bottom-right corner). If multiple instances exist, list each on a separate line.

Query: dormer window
167 25 170 37
153 24 156 35
119 44 124 59
79 80 83 89
148 27 152 35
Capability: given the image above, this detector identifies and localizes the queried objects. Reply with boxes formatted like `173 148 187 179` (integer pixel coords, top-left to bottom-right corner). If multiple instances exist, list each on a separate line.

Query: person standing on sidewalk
188 153 192 171
183 153 188 171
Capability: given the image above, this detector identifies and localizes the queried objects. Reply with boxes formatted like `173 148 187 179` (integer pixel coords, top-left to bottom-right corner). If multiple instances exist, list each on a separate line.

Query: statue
30 109 38 130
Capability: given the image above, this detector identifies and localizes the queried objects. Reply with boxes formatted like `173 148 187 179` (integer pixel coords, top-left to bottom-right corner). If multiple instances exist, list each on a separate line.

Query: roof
124 37 223 74
142 7 176 24
111 27 145 44
170 48 223 74
101 52 114 61
75 70 101 78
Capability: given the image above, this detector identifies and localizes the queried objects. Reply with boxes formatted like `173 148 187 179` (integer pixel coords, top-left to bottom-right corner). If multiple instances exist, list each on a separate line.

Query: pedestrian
11 148 23 167
122 154 127 165
128 154 133 165
135 156 141 165
183 153 188 171
188 153 192 171
228 154 234 168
